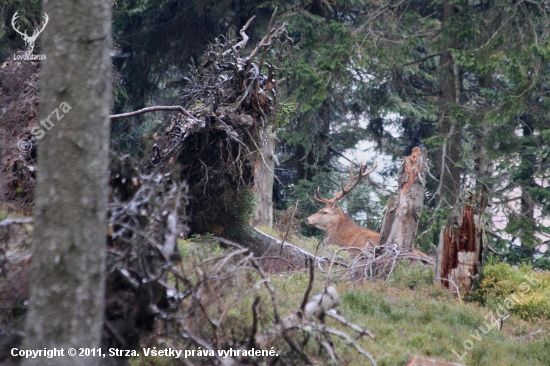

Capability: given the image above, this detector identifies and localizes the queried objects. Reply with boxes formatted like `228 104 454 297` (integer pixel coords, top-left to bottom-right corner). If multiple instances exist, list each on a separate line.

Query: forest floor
130 228 550 366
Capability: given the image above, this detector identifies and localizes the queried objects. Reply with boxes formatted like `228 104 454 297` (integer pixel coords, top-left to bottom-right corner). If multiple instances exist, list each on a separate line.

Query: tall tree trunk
252 126 275 228
475 75 494 237
378 147 427 251
22 1 112 365
475 75 494 189
295 99 331 182
518 117 537 248
436 0 462 207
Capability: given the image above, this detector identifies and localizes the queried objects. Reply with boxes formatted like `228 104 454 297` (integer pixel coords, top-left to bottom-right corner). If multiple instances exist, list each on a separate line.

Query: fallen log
218 227 326 273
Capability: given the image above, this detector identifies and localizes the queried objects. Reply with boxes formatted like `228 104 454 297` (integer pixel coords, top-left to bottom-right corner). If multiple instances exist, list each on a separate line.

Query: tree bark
436 0 462 207
475 75 494 240
519 118 536 247
474 74 494 190
21 1 112 365
434 188 487 297
378 147 427 251
252 126 275 228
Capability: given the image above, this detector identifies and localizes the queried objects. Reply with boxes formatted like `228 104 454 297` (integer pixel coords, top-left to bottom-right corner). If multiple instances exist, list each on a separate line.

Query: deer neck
323 208 355 244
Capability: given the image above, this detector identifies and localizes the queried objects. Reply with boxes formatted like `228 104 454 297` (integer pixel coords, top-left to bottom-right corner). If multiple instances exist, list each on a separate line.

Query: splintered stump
434 189 487 297
378 146 427 251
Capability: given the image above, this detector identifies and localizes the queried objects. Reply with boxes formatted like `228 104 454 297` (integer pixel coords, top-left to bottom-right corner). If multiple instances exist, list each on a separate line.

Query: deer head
12 11 49 56
305 161 377 232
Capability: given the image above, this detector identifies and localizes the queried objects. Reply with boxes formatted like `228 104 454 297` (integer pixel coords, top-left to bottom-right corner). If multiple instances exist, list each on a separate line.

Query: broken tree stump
434 188 488 297
378 146 427 251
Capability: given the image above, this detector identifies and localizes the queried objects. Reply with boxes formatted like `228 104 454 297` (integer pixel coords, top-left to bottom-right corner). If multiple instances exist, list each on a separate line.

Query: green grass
131 234 550 366
336 282 549 365
269 260 550 365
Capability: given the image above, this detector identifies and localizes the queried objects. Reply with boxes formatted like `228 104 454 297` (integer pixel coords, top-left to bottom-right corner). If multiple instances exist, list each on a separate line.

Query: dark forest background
2 0 549 267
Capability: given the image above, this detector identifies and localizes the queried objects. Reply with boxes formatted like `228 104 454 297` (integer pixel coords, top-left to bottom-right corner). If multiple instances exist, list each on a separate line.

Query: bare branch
0 217 33 227
258 7 278 72
300 258 315 311
326 309 375 341
109 105 195 119
321 325 377 366
227 16 256 56
435 277 463 303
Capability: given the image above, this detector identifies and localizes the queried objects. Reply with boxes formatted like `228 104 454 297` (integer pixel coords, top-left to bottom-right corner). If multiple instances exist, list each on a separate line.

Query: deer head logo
11 11 49 56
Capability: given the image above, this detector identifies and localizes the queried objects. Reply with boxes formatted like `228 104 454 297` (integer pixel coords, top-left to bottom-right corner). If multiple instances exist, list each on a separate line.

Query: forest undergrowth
129 226 550 366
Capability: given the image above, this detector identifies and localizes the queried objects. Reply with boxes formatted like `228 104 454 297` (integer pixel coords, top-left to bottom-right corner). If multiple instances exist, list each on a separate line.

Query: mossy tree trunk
21 1 112 365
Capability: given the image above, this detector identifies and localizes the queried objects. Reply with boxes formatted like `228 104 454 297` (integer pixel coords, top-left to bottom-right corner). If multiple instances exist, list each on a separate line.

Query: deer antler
313 188 333 205
11 12 28 38
11 12 48 41
313 161 377 207
30 13 48 41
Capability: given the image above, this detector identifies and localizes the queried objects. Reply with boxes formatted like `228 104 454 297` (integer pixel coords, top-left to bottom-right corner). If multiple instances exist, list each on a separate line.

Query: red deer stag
305 161 379 251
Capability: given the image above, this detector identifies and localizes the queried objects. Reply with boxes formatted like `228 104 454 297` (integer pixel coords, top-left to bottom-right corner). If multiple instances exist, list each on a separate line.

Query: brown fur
306 206 379 249
306 205 432 261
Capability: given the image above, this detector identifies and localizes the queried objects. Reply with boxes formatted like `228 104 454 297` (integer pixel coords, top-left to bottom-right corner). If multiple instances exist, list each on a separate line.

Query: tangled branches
102 155 191 359
144 242 377 366
102 154 379 366
103 160 378 365
320 243 434 284
139 17 292 235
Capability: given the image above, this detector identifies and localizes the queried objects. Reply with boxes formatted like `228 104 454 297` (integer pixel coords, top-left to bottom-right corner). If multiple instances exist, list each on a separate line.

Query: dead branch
224 16 256 56
278 200 300 255
326 309 375 341
109 105 195 119
487 244 505 256
254 228 326 264
326 242 434 283
258 7 278 72
435 277 463 303
0 217 33 227
254 286 340 349
516 328 546 340
300 258 315 311
319 325 377 366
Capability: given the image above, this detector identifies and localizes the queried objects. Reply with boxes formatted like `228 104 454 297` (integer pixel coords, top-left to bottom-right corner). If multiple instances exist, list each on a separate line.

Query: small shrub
470 261 550 320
